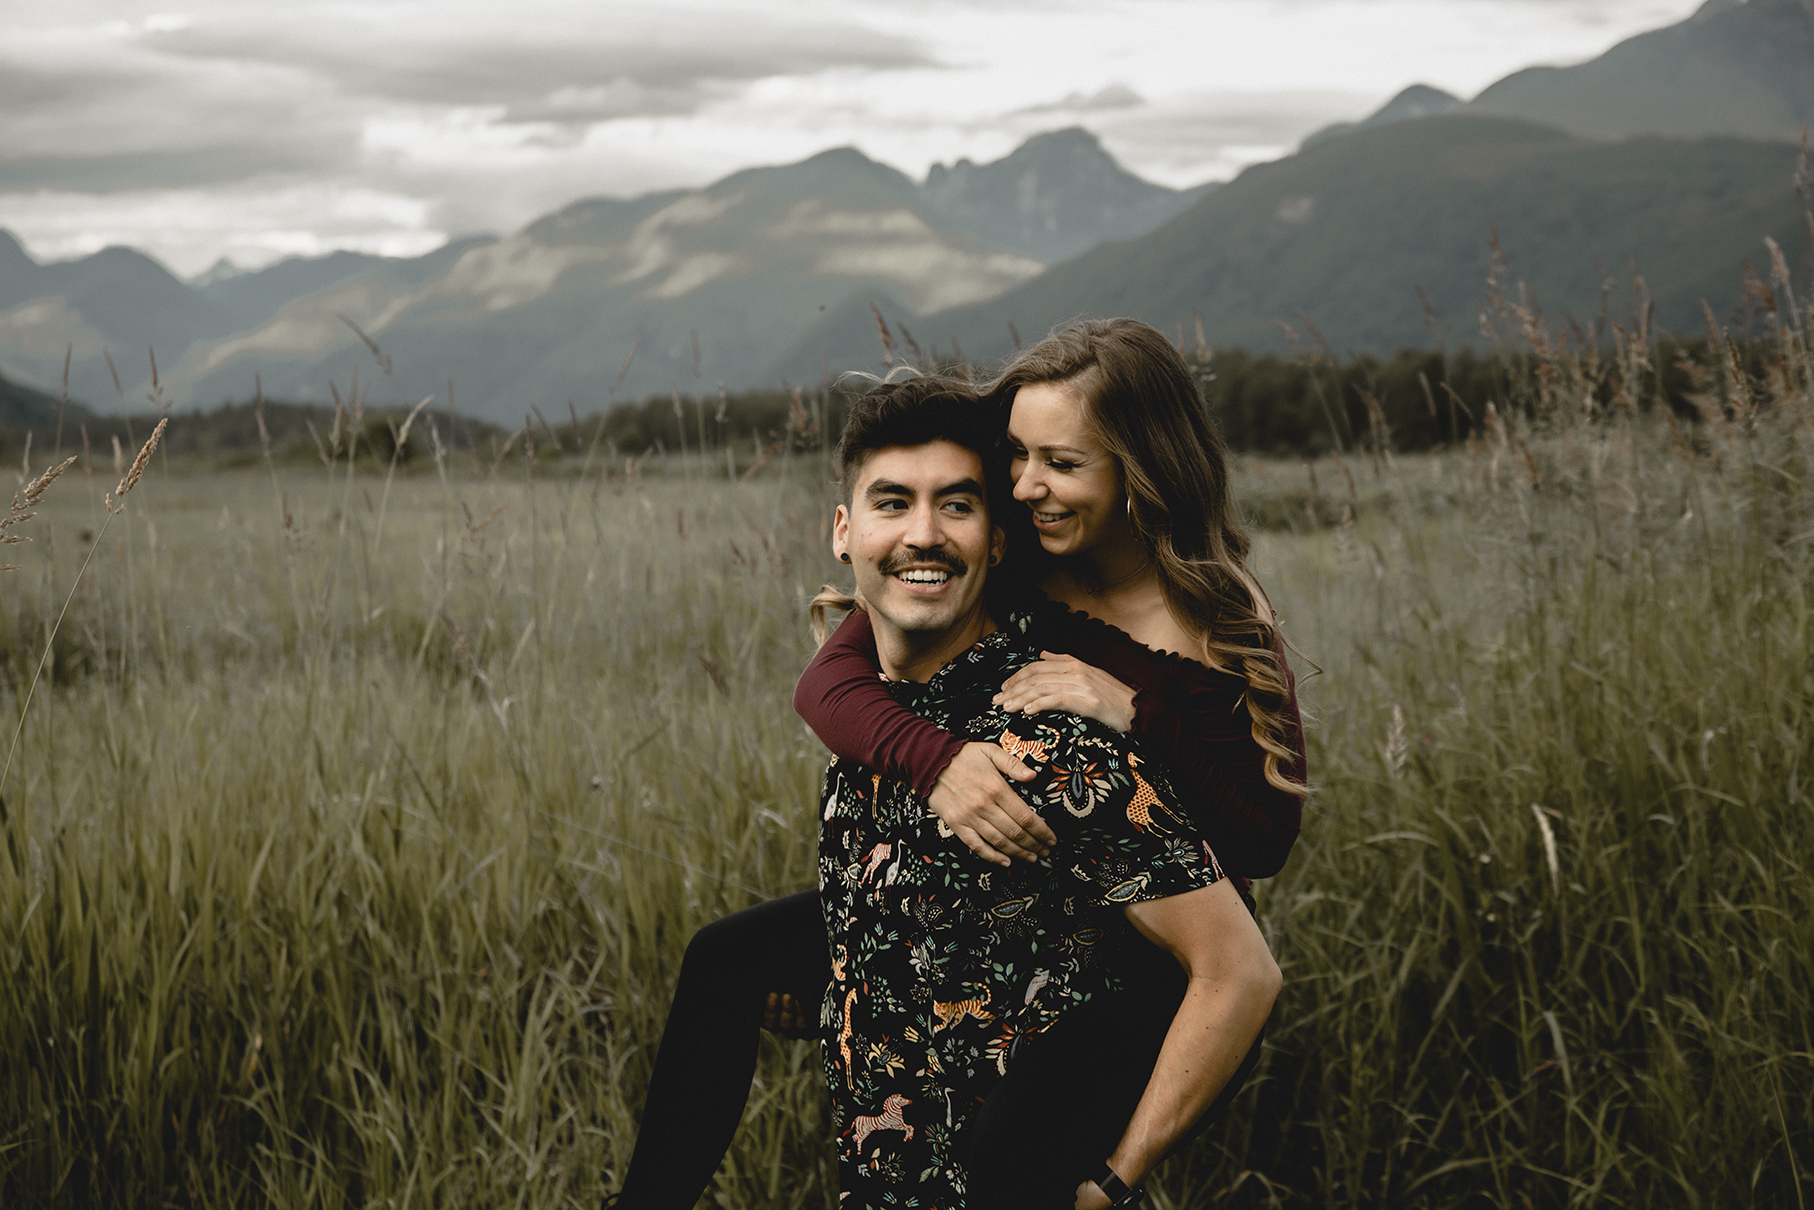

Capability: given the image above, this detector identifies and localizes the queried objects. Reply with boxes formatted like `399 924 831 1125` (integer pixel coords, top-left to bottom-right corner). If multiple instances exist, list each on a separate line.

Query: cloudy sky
2 0 1700 277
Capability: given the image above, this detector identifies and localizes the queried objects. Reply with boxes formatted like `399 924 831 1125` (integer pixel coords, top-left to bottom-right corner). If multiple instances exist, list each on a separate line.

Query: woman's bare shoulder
1111 603 1199 665
1042 576 1204 668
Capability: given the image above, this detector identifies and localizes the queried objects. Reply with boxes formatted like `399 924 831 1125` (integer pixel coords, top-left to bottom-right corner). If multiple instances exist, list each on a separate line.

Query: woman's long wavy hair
988 318 1309 798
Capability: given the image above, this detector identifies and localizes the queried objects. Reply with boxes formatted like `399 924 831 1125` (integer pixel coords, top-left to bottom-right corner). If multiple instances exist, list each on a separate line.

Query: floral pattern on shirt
818 618 1223 1210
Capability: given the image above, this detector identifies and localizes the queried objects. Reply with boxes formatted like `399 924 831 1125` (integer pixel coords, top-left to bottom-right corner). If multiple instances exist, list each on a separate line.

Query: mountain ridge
0 128 1204 416
775 116 1809 380
1301 85 1462 149
921 128 1213 261
167 143 1048 412
1468 0 1814 140
195 238 498 333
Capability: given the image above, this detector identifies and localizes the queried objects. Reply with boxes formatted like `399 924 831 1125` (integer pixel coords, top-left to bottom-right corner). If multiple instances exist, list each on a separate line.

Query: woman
611 320 1307 1209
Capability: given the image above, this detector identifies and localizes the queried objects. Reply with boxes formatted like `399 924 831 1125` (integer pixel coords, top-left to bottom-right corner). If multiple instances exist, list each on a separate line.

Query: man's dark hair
834 375 1005 504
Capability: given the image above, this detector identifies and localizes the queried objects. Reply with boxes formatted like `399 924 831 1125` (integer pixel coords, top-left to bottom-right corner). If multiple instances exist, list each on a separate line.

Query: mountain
920 128 1214 261
0 235 226 410
1 130 1202 417
776 115 1809 377
1 364 86 432
0 232 498 410
189 258 247 288
1469 0 1814 141
169 133 1204 413
194 237 495 332
0 231 43 313
1299 0 1811 153
1301 85 1462 149
168 148 1046 414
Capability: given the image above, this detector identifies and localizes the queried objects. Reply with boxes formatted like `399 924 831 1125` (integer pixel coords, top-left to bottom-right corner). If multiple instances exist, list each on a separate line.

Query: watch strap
1097 1163 1143 1207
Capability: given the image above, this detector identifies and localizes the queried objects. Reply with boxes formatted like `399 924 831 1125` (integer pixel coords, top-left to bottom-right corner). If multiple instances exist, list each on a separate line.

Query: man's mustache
876 549 969 577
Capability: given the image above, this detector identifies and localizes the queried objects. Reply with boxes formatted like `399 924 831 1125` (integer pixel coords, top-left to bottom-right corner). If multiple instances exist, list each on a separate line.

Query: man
819 377 1279 1210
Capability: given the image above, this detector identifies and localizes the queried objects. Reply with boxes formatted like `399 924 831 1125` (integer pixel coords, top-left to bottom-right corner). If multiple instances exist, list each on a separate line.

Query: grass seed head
2 455 77 569
107 417 169 512
23 455 78 506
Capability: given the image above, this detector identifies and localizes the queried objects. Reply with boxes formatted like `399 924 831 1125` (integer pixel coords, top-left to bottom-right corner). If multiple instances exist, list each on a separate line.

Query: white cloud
1087 91 1385 186
2 185 444 276
1011 84 1147 118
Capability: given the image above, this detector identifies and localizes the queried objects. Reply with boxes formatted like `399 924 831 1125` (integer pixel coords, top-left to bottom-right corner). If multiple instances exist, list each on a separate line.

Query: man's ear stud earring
839 553 852 563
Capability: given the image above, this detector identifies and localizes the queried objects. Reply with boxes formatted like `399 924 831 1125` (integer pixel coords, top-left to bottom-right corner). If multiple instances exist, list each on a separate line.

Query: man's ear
833 503 851 563
989 523 1006 568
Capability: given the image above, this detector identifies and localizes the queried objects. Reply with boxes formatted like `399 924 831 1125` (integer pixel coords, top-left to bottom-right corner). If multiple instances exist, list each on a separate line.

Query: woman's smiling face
1007 380 1130 558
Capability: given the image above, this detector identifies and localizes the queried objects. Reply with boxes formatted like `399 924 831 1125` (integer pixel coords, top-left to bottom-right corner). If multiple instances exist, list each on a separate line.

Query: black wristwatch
1097 1163 1144 1207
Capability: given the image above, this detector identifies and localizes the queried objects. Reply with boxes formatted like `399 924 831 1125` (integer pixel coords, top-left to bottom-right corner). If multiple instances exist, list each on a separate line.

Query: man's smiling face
833 440 1003 663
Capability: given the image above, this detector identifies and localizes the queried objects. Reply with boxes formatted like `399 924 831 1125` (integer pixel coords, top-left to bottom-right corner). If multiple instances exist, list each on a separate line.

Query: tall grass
1206 411 1814 1206
1 443 843 1207
1 274 1811 1207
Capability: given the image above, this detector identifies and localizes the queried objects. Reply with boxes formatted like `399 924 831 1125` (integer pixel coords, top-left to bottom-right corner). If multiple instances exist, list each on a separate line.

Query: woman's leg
614 889 827 1210
965 938 1264 1210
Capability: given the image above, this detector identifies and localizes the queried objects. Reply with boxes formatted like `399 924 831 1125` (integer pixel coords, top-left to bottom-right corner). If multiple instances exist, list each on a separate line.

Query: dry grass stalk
5 418 171 793
870 303 899 366
609 338 641 403
1384 704 1408 778
1 456 78 571
338 313 393 376
106 417 168 513
741 437 783 481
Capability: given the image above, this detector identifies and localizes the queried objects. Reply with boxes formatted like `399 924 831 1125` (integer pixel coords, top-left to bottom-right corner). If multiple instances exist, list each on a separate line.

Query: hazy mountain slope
1469 0 1814 140
196 237 496 332
0 130 1243 414
0 232 499 409
777 116 1808 378
773 286 933 387
1301 85 1462 149
0 232 42 314
171 148 1045 416
0 236 227 410
920 128 1214 262
0 365 86 431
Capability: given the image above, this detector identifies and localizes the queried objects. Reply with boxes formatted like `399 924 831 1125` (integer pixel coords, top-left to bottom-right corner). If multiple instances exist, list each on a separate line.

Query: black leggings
616 892 829 1209
614 890 1260 1210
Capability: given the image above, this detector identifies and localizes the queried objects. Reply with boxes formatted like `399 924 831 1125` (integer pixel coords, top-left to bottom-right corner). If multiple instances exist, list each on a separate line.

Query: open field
1 327 1812 1208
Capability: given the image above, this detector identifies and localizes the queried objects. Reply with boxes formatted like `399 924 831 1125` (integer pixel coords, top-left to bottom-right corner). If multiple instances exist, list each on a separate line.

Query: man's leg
613 889 827 1209
965 939 1264 1210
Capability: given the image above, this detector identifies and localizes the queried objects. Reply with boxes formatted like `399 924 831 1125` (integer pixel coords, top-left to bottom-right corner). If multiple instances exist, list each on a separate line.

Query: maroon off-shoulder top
793 600 1307 881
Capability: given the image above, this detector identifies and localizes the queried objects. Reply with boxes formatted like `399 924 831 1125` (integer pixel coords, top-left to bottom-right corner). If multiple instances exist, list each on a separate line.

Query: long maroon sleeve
793 609 967 797
794 601 1308 881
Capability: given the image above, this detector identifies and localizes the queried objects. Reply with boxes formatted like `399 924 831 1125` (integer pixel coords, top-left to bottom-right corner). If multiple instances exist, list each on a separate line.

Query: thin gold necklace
1081 559 1152 597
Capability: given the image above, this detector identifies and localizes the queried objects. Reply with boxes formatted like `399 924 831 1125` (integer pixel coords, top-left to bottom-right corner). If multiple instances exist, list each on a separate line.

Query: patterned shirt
818 615 1224 1210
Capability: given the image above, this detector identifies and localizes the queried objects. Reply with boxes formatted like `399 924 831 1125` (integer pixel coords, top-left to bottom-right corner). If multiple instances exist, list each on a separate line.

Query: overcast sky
1 0 1701 277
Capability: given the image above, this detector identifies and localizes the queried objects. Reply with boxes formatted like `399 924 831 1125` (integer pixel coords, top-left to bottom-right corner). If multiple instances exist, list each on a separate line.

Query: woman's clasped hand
993 650 1140 733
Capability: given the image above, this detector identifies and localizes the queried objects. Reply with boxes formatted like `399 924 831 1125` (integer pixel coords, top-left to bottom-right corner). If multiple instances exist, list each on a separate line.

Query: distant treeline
586 387 843 463
0 381 850 471
0 335 1775 470
1200 336 1778 457
594 335 1791 460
